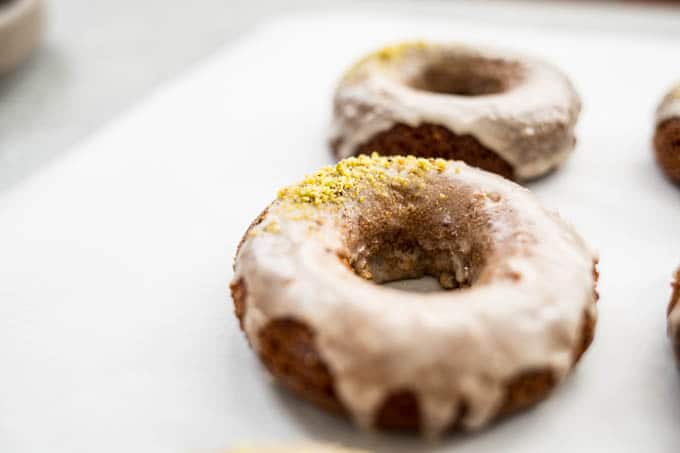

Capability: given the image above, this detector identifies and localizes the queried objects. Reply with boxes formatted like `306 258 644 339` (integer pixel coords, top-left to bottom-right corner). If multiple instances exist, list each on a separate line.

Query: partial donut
227 443 368 453
654 83 680 183
330 42 582 181
230 155 598 436
667 268 680 363
0 0 44 75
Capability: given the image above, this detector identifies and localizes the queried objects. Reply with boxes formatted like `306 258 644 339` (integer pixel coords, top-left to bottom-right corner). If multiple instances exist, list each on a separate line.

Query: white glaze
232 160 597 436
330 43 581 180
656 84 680 124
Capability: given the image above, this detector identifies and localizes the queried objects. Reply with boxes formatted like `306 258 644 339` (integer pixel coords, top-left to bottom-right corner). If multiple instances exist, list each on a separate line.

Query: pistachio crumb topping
276 153 450 208
343 41 429 81
263 221 280 234
374 41 428 62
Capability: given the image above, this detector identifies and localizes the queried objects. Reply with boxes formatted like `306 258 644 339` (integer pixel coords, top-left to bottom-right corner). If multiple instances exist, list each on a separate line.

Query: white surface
0 0 361 193
2 10 680 453
5 0 680 195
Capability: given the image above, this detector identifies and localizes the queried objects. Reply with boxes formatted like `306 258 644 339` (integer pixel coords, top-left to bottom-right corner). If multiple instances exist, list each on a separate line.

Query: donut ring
667 269 680 363
654 83 680 183
230 155 598 436
330 42 581 181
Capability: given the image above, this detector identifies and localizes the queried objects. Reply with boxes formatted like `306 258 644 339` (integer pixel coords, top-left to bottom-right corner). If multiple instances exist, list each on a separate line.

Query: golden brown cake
330 42 582 181
654 84 680 184
231 155 598 436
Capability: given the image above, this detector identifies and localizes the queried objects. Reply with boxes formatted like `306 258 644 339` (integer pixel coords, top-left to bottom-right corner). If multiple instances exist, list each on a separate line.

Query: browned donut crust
654 118 680 183
668 268 680 363
230 261 598 432
332 123 515 181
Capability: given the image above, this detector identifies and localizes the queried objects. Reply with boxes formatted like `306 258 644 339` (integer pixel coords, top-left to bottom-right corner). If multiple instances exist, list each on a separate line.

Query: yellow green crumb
343 41 429 81
373 41 428 62
263 221 280 234
276 154 450 208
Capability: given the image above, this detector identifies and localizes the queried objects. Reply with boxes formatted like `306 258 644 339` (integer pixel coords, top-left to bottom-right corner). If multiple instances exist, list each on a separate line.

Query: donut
667 269 680 363
330 42 582 181
654 83 680 183
228 444 367 453
230 154 598 436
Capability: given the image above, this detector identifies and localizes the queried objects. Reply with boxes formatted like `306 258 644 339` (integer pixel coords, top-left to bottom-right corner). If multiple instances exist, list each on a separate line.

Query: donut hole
384 275 442 293
345 192 492 291
355 231 480 291
408 55 523 96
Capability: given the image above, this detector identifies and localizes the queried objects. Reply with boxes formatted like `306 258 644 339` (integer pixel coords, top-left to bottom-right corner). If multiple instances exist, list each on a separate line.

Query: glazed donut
667 269 680 363
230 155 598 435
228 444 367 453
654 83 680 183
330 42 581 181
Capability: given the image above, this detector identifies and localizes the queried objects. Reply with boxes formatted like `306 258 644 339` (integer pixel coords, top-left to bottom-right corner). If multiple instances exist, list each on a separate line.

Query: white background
1 9 680 452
